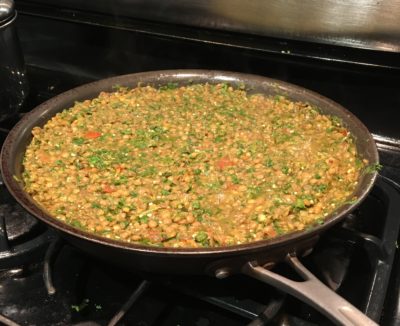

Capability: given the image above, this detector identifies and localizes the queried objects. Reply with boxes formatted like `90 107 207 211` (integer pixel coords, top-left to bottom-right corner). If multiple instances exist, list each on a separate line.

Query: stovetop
1 3 400 325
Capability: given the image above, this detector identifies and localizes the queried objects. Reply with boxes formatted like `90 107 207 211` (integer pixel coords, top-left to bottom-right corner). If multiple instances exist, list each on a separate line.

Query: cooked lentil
22 83 365 248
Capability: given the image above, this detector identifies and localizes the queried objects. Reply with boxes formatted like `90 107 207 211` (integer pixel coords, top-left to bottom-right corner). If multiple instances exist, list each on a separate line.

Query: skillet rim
0 69 379 256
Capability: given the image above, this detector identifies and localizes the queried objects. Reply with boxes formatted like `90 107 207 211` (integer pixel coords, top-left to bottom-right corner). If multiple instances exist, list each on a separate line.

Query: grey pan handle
242 254 378 326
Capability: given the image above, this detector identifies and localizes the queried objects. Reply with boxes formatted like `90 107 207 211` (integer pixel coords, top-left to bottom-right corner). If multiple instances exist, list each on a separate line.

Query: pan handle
242 254 378 326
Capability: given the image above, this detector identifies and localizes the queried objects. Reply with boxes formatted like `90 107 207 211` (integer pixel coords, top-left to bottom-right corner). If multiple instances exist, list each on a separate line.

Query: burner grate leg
107 280 151 326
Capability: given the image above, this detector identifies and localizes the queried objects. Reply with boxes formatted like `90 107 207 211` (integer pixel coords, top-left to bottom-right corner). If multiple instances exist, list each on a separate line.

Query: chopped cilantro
281 166 289 175
230 174 240 184
88 155 106 169
193 168 202 175
161 189 171 196
91 202 101 209
248 185 262 199
160 82 178 90
313 184 328 193
71 219 85 229
273 221 284 235
194 231 209 245
140 166 157 177
113 175 128 185
364 163 382 174
264 159 274 168
72 137 85 145
71 299 90 313
55 160 65 167
129 191 138 198
137 214 149 224
293 198 306 210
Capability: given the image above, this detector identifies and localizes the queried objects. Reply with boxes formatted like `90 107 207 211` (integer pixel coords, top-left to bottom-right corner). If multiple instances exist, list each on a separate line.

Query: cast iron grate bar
0 162 56 269
107 280 151 326
246 294 286 326
0 212 10 252
42 238 152 325
0 176 10 252
159 275 286 322
363 176 400 319
332 176 400 319
0 313 21 326
43 236 64 295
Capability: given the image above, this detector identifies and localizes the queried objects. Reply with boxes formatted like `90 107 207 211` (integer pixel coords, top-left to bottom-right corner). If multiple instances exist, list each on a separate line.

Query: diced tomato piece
225 182 238 191
340 129 348 136
115 165 125 173
265 227 277 238
84 131 102 139
38 151 53 163
103 185 115 193
216 157 235 169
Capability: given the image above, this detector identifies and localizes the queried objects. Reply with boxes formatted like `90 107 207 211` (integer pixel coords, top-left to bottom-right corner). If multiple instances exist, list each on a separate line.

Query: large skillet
1 70 378 325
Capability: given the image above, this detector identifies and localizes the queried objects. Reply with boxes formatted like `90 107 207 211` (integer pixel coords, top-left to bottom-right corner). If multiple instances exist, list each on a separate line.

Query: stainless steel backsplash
21 0 400 52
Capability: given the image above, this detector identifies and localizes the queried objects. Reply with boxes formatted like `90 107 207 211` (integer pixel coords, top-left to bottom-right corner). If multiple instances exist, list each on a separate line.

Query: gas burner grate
0 128 56 270
0 177 56 269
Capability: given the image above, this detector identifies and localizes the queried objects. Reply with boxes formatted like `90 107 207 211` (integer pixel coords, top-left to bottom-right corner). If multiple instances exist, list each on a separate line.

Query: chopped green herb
248 186 262 199
72 137 85 145
364 163 382 174
194 168 202 175
113 175 128 185
140 166 157 177
55 160 65 167
91 202 101 209
273 221 284 235
192 200 201 210
230 174 240 184
194 231 209 245
88 155 106 169
129 191 138 198
137 214 149 224
160 82 178 90
313 184 328 193
161 189 171 196
281 166 290 175
264 159 274 168
70 219 85 229
293 198 306 210
71 299 90 312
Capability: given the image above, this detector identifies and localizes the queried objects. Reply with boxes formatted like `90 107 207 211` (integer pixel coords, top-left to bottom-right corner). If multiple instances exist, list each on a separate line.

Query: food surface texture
22 83 364 248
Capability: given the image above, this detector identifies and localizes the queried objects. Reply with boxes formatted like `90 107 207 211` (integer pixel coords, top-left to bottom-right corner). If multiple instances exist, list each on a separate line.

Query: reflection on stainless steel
373 134 400 151
23 0 400 52
0 0 14 24
0 2 28 121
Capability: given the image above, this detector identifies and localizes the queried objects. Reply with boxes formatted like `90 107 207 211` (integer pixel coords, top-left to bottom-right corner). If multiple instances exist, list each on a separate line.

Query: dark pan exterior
0 70 379 275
